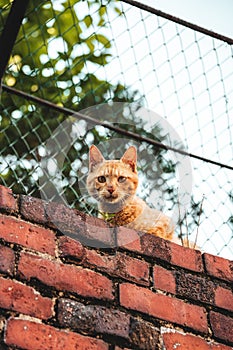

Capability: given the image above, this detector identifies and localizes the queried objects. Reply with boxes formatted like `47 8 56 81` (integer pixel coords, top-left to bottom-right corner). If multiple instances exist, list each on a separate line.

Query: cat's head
86 145 138 212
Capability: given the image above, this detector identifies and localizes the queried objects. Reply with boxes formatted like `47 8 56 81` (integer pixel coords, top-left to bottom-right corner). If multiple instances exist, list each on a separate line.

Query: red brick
85 215 115 248
18 252 114 300
46 201 85 233
84 250 149 286
119 283 208 333
119 230 192 268
117 226 142 252
5 318 108 350
204 253 233 282
20 195 47 224
215 286 233 312
46 202 115 248
59 236 85 259
210 312 233 343
0 277 53 320
84 249 114 269
0 185 17 212
115 253 149 286
141 234 171 261
0 245 15 275
0 214 56 255
162 331 232 350
153 265 176 294
170 242 203 272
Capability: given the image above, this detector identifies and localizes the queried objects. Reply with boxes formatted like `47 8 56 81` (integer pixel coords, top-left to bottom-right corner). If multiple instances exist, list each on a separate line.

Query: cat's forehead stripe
100 165 123 177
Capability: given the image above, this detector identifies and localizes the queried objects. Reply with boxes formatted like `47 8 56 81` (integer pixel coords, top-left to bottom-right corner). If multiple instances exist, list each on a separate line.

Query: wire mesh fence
0 0 232 259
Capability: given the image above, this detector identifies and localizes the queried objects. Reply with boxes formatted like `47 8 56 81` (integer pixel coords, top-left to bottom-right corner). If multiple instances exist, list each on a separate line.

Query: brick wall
0 185 232 350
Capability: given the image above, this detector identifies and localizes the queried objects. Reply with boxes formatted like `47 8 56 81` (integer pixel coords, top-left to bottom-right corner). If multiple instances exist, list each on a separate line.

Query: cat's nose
107 187 115 194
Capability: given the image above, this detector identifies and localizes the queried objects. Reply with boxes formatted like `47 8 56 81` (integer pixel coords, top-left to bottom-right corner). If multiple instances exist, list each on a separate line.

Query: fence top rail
122 0 233 45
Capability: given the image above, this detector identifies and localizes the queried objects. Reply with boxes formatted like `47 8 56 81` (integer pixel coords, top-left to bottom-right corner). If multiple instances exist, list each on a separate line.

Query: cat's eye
118 176 126 183
97 176 106 183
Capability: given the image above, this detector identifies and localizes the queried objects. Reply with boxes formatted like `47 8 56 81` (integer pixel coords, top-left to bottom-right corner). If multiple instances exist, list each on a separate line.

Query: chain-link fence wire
0 0 232 259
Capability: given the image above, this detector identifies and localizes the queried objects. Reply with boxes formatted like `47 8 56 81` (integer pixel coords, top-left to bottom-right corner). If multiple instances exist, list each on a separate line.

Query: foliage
0 0 140 194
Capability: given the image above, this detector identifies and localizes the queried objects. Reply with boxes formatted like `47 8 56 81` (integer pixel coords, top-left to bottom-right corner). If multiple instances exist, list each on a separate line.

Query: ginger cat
86 145 174 241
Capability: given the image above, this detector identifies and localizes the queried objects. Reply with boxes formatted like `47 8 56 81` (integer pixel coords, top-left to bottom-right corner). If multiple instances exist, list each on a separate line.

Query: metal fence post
0 0 29 83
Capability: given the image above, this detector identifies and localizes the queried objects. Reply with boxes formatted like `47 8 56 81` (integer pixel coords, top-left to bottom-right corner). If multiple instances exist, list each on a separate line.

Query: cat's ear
89 145 105 171
121 146 137 173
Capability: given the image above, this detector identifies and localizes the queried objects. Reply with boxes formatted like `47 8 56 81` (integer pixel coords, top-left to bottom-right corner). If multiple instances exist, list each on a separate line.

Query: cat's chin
99 196 125 213
104 195 119 203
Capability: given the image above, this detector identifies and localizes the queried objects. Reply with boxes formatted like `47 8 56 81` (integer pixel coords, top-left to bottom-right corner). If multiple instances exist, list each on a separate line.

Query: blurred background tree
0 0 139 195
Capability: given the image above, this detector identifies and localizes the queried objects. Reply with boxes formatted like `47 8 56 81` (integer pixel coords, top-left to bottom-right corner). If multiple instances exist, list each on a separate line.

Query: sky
144 0 233 38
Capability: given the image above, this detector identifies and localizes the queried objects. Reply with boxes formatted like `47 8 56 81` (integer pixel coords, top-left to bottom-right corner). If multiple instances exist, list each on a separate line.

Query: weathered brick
0 277 53 320
0 214 56 255
162 330 232 349
120 283 208 333
129 318 159 349
176 272 215 304
59 236 85 259
140 234 171 262
210 312 233 343
137 233 203 273
46 201 85 232
46 202 115 248
153 265 176 294
20 195 47 224
170 242 203 272
204 253 233 283
58 299 159 350
83 250 150 286
85 215 115 248
0 185 17 212
18 252 114 300
0 245 15 275
117 226 142 252
215 286 233 312
58 298 129 339
5 318 108 350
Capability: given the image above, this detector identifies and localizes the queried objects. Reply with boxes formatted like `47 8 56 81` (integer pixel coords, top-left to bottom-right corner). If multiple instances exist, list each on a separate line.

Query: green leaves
84 15 93 28
94 34 111 48
0 0 135 200
2 0 115 103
